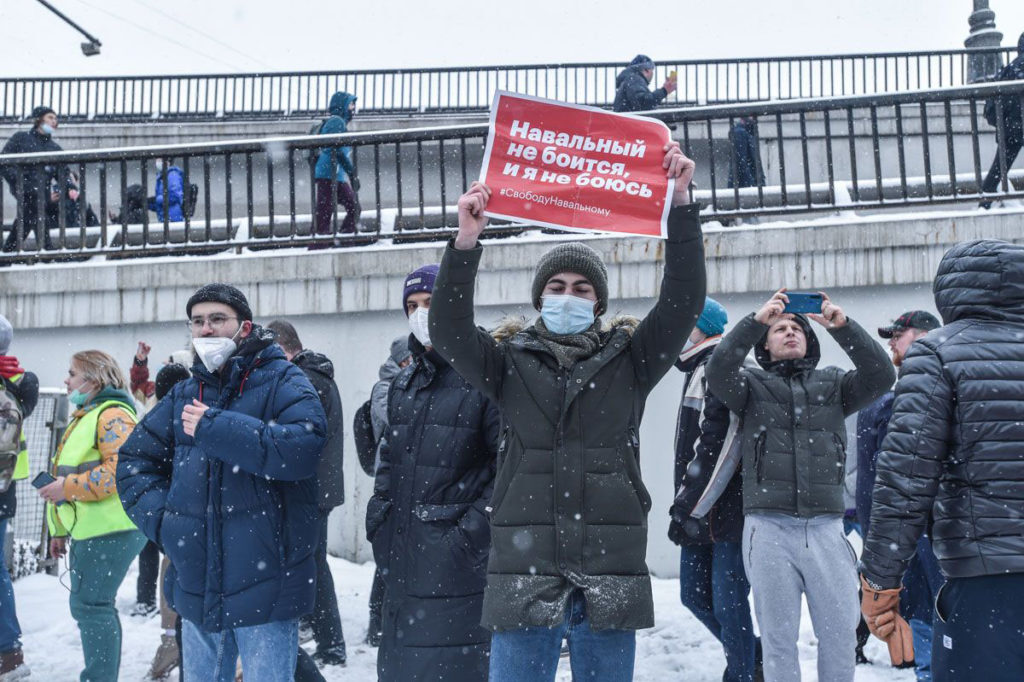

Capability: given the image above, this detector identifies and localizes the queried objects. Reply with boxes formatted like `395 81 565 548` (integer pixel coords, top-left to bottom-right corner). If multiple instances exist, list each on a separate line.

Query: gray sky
2 0 1023 76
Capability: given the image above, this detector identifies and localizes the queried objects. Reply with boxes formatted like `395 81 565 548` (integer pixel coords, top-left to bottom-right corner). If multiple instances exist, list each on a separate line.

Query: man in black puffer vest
860 240 1024 682
706 289 894 682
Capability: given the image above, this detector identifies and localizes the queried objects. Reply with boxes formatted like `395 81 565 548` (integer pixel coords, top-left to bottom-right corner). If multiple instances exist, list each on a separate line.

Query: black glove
351 177 360 192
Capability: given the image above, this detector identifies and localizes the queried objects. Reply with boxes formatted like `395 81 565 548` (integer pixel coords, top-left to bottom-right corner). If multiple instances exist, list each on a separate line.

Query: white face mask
408 307 431 347
192 326 243 372
155 160 164 171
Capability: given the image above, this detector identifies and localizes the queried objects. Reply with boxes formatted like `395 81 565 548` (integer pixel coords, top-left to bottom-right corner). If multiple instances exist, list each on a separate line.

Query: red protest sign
480 91 674 238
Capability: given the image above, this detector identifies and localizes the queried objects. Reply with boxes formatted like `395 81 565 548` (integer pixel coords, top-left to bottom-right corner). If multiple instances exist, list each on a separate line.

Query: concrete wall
1 207 1020 576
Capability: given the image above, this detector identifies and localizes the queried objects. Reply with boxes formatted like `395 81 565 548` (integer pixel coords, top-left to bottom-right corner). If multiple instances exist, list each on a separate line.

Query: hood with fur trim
490 314 640 343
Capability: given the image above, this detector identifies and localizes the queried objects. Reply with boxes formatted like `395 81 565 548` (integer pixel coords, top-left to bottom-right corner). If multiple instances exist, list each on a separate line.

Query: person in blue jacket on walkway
117 283 327 682
148 158 185 222
314 92 360 239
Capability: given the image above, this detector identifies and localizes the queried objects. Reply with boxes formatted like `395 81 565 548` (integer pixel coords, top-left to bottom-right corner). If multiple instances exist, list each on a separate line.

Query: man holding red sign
428 142 704 682
480 91 678 238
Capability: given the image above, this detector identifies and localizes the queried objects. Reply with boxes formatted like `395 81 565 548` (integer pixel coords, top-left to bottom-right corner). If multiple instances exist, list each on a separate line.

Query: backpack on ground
352 399 379 476
0 381 25 493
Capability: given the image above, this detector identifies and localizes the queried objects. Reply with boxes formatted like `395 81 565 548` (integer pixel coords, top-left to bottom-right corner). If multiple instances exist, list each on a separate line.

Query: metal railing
1 81 1023 262
6 390 68 576
0 47 1014 122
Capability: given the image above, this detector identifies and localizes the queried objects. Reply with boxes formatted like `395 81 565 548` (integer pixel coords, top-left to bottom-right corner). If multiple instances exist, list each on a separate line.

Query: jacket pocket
622 428 652 514
934 580 959 625
485 434 520 520
832 434 847 485
365 496 392 543
754 431 767 483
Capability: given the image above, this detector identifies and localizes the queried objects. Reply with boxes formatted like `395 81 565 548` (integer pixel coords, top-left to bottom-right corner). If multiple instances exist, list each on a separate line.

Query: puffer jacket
707 313 894 517
612 65 668 113
862 239 1024 589
365 338 499 682
429 204 706 632
117 326 327 632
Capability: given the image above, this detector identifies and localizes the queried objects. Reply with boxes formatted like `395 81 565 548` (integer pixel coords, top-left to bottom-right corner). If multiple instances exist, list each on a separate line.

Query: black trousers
981 122 1024 195
309 511 344 652
932 573 1024 681
136 540 160 606
2 195 53 253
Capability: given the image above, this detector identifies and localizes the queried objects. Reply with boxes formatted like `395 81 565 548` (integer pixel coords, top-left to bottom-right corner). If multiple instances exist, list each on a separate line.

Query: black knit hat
186 283 253 321
31 106 55 121
531 242 609 315
155 363 191 400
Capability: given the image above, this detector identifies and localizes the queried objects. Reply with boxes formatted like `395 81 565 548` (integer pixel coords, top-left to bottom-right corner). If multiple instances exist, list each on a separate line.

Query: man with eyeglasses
117 283 328 682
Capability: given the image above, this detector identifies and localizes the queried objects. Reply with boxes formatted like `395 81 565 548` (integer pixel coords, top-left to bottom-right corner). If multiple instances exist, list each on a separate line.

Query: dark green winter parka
429 205 706 631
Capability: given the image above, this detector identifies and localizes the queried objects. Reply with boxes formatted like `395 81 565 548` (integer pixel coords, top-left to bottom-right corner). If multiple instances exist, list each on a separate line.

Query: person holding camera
37 350 147 682
705 289 893 682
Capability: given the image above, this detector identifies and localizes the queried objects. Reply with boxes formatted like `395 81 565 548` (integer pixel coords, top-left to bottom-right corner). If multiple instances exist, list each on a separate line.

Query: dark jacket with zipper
706 313 894 518
117 326 327 632
429 204 706 632
365 335 499 682
292 349 345 511
862 239 1024 589
668 336 744 545
612 65 668 112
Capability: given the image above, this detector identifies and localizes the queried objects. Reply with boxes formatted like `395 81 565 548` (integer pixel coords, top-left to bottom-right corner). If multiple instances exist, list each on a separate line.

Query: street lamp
965 0 1004 82
35 0 103 57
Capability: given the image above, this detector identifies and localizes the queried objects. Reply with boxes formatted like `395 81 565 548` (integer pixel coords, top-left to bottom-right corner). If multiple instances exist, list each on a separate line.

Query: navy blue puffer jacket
117 326 327 631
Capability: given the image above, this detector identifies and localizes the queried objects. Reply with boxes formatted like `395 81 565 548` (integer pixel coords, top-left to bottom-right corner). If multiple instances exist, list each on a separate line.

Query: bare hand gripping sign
480 91 675 238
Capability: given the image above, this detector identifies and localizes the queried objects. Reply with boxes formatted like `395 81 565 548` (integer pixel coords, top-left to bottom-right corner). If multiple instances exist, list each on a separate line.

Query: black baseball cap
878 310 941 338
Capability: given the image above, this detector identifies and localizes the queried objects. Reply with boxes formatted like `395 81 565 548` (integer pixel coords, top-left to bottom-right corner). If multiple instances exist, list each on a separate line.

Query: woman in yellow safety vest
37 350 147 682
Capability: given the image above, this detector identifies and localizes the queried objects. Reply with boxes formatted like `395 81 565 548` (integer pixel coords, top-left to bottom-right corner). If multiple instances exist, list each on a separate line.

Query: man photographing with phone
704 288 894 682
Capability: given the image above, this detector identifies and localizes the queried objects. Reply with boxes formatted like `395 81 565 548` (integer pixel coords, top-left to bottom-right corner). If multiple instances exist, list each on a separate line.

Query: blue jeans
679 543 757 682
182 618 298 682
0 519 21 653
489 590 635 682
910 618 933 682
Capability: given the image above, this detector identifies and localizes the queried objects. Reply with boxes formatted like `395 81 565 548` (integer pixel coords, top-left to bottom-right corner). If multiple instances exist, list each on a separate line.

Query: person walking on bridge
313 92 361 242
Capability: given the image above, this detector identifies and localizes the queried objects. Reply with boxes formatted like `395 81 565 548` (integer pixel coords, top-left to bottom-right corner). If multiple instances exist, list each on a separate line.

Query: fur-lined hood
490 314 640 343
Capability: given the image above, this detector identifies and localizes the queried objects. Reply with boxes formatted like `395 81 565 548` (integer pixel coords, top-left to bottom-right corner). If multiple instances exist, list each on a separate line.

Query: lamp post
965 0 1004 82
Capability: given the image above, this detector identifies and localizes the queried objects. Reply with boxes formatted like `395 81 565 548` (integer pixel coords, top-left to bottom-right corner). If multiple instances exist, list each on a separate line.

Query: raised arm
428 182 506 403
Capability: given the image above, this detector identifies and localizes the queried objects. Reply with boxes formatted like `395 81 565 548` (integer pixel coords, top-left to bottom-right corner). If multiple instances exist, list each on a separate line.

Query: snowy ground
14 554 914 682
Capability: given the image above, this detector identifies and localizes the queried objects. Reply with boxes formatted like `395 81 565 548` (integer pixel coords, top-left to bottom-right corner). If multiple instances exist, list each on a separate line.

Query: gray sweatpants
742 513 859 682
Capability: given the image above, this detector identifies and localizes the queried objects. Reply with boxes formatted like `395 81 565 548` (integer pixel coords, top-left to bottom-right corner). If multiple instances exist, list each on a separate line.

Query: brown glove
860 575 915 666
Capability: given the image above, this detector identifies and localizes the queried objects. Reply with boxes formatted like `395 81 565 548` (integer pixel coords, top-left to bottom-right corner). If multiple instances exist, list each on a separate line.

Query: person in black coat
669 297 759 682
612 54 677 112
860 240 1024 681
0 106 62 252
980 32 1024 205
365 264 500 682
267 319 347 668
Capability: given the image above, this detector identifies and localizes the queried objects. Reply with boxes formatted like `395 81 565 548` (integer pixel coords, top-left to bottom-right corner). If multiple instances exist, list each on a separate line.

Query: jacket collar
675 335 722 373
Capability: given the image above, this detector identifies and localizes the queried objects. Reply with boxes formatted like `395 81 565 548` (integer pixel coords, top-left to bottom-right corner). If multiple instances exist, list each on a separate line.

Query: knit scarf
531 318 602 369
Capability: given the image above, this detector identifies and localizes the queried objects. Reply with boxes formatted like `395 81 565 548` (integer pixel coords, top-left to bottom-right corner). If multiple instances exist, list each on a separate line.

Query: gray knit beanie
531 242 609 315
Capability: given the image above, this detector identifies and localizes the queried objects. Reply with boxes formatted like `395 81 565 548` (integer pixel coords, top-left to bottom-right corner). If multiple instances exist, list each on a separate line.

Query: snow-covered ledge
0 205 1021 331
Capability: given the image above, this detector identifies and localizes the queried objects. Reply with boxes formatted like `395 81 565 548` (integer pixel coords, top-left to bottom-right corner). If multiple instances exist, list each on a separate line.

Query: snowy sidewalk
14 555 913 681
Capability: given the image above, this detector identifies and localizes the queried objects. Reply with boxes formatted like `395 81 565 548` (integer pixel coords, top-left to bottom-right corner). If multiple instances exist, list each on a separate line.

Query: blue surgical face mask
40 123 55 136
68 388 90 407
541 294 596 335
